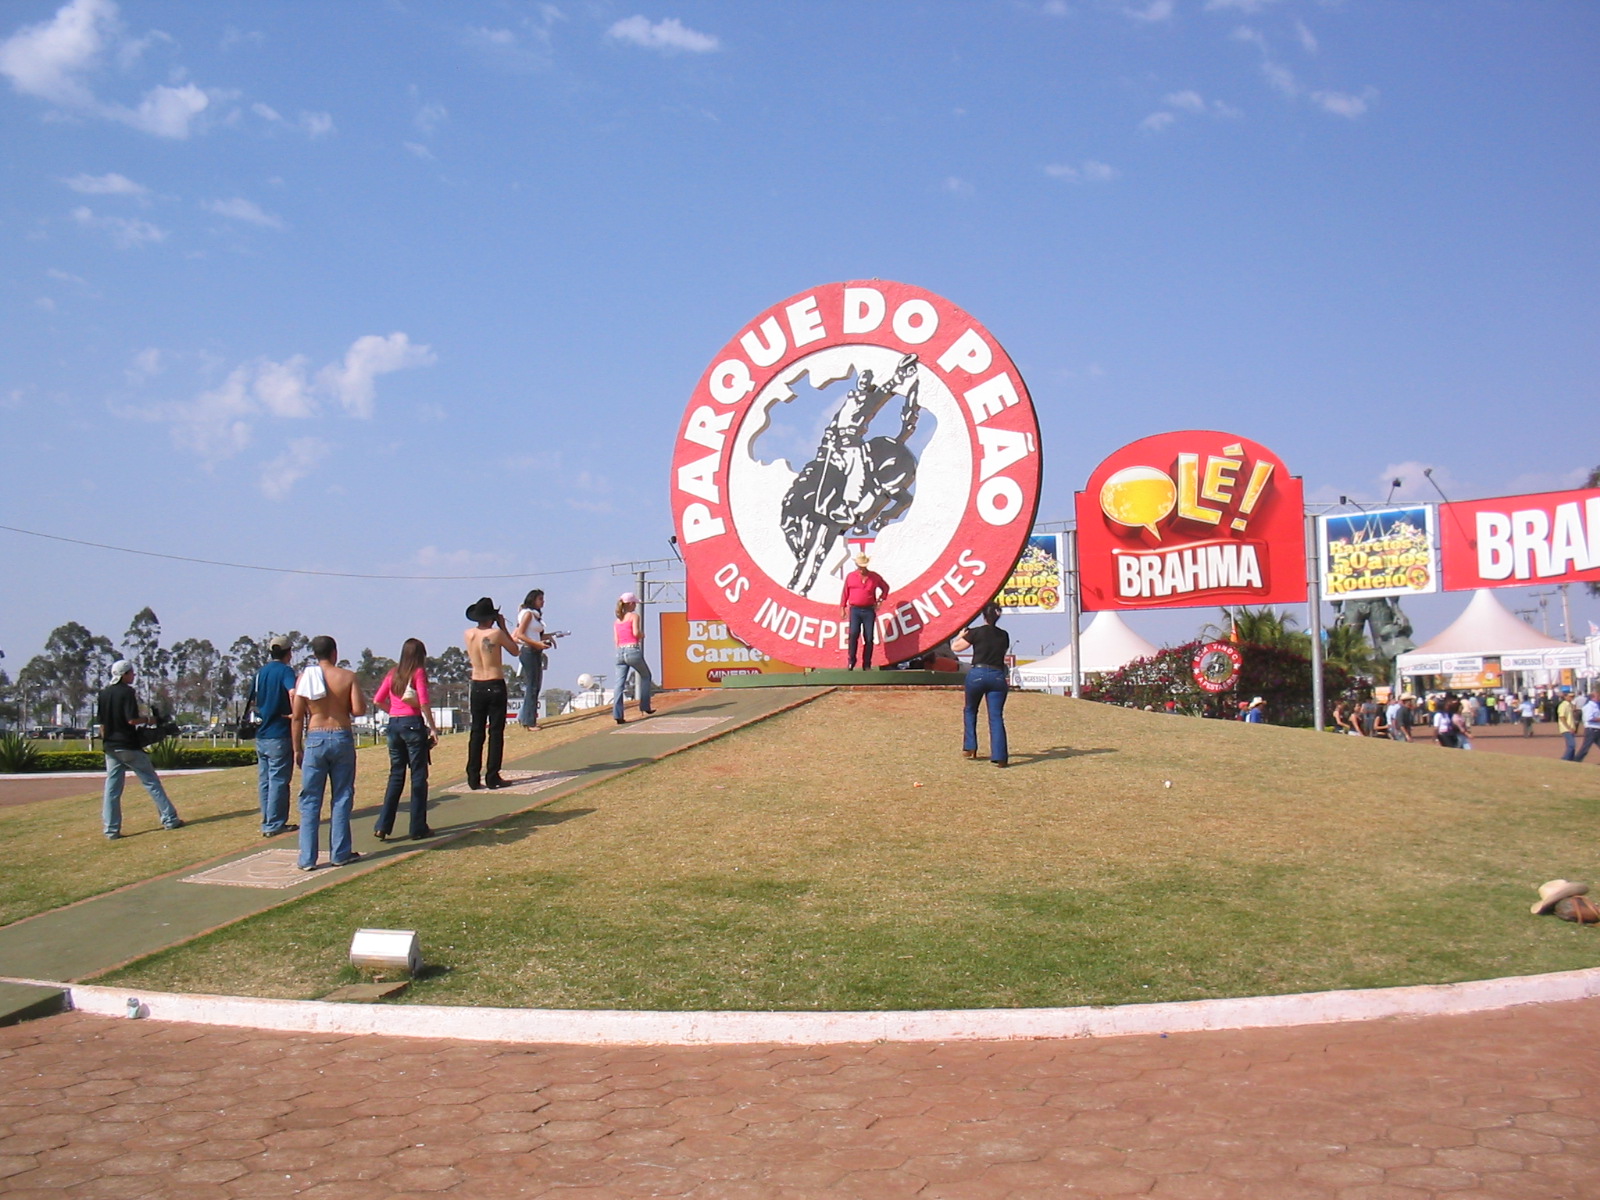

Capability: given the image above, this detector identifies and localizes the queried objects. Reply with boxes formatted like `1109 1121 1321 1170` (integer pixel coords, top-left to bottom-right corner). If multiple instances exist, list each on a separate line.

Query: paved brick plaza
2 998 1597 1198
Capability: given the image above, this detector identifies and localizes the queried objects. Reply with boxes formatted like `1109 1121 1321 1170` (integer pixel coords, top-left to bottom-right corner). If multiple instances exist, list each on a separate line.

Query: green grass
0 715 606 927
95 691 1600 1010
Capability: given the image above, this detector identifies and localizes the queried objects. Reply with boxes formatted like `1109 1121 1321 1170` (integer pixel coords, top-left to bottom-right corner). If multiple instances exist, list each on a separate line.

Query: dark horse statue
780 354 921 595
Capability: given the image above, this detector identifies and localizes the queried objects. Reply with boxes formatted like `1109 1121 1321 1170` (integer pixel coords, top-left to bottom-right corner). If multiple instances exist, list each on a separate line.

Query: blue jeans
1563 731 1578 761
963 666 1009 764
103 748 180 837
518 644 544 727
1576 728 1600 763
847 606 877 669
377 717 430 838
256 736 293 833
613 646 654 721
297 730 356 868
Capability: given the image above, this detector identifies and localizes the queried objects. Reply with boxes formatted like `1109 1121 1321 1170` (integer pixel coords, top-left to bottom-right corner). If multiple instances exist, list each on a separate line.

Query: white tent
1014 611 1159 691
1396 589 1587 677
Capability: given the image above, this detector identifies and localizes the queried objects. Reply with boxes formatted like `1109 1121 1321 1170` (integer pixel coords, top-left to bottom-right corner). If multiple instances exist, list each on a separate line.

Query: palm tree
1321 622 1379 678
1199 606 1311 653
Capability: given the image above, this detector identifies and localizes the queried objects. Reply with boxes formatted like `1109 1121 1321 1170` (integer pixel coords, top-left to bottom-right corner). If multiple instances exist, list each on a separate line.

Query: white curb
28 967 1600 1046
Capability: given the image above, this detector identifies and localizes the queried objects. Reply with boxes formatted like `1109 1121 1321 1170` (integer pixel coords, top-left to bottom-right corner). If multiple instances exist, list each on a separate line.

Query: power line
0 523 627 581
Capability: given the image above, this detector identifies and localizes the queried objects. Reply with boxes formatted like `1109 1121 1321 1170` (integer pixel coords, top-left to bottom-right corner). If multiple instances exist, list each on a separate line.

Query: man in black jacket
97 660 184 840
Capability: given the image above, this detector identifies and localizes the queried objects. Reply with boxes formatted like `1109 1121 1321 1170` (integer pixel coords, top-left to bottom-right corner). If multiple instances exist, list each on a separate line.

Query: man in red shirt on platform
840 553 890 670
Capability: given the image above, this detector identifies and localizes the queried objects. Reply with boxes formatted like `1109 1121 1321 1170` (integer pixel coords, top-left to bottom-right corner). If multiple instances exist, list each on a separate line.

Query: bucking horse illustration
781 353 922 594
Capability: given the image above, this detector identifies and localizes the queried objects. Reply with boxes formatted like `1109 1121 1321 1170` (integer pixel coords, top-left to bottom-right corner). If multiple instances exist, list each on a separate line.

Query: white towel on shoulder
295 665 327 700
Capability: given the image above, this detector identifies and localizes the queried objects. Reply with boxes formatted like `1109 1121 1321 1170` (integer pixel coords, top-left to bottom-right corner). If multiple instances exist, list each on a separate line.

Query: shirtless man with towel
291 635 367 870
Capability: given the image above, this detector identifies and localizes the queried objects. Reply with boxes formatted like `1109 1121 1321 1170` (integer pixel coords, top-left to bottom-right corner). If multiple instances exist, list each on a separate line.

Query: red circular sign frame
671 281 1042 669
1191 641 1243 692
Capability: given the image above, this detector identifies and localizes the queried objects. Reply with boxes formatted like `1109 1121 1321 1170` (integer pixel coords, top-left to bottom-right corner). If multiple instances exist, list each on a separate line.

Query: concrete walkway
2 997 1596 1197
0 688 829 999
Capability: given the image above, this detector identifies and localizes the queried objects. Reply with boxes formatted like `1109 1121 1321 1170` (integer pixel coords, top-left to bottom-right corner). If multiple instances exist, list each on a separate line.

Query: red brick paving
2 1000 1597 1197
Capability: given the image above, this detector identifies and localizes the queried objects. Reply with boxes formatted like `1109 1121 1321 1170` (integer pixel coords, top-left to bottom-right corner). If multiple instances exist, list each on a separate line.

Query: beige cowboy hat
853 553 871 567
1532 879 1590 915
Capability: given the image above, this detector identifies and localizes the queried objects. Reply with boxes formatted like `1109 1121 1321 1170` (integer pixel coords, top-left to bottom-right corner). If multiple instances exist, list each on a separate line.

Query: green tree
122 607 169 706
356 648 397 694
1321 622 1379 678
1199 606 1310 654
0 668 18 727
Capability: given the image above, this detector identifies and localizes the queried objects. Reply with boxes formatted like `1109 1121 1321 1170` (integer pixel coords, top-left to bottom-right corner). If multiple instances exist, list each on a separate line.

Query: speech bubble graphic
1100 465 1176 539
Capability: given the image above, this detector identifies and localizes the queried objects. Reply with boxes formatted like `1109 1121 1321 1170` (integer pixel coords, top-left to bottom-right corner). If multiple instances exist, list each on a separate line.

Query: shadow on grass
1008 746 1118 767
432 806 597 849
121 807 258 834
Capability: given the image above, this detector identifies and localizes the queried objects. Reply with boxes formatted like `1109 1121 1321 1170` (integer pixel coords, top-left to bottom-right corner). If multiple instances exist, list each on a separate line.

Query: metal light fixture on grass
349 928 422 977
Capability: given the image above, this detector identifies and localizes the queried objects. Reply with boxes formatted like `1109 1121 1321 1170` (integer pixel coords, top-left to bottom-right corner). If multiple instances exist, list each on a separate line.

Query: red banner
1438 487 1600 591
1075 430 1306 611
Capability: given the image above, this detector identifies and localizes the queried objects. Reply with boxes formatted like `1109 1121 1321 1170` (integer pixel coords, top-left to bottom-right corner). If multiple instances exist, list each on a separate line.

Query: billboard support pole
1067 530 1083 699
1307 512 1325 731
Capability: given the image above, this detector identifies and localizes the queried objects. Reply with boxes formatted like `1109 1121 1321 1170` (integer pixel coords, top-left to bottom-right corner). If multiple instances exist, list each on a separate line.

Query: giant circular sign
672 281 1043 670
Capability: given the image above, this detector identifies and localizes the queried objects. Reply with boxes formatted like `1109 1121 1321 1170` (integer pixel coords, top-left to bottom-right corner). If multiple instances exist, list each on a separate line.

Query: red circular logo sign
1191 641 1243 692
672 281 1043 669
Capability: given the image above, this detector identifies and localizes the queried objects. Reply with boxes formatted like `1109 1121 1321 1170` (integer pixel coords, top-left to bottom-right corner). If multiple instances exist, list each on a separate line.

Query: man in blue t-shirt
253 635 298 837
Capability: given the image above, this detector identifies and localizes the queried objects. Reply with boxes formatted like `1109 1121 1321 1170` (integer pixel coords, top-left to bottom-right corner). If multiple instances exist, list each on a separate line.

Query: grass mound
98 690 1600 1010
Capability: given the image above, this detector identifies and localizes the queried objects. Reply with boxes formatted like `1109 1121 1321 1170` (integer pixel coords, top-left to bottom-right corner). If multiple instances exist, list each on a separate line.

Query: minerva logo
671 281 1043 670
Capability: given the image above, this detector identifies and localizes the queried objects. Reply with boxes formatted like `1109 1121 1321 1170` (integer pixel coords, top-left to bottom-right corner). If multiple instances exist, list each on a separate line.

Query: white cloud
415 102 447 135
1045 160 1119 183
260 437 329 500
134 333 435 464
1040 0 1071 14
203 196 285 229
0 0 215 138
1312 89 1371 118
1142 90 1242 131
404 141 435 161
252 101 334 137
63 170 147 196
1121 1 1174 23
71 204 166 248
0 0 112 110
34 296 58 312
606 16 720 54
121 81 208 137
942 176 974 197
1205 0 1281 11
315 333 437 419
1294 19 1318 54
252 356 314 417
125 346 162 383
47 267 90 286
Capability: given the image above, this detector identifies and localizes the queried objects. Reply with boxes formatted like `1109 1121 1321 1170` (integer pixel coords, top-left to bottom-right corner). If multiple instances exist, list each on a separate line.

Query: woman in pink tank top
612 592 654 723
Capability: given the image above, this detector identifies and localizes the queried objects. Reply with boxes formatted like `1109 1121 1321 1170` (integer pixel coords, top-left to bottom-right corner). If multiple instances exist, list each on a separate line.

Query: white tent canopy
1396 589 1587 677
1015 611 1158 690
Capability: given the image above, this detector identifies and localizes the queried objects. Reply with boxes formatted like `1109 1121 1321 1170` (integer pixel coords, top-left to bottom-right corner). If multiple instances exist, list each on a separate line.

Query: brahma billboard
671 280 1042 669
1438 486 1600 591
1076 430 1306 611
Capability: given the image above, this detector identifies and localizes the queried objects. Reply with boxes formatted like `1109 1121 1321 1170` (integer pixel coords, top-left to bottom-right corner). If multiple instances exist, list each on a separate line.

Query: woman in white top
514 589 551 729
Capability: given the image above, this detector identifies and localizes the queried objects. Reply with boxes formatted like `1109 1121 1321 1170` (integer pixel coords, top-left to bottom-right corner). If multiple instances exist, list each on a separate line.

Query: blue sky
2 0 1596 681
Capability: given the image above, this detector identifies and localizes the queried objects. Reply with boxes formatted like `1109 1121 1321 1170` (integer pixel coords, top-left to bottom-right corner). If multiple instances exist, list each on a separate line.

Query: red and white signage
1191 641 1243 692
671 281 1042 669
1075 430 1306 611
1438 487 1600 591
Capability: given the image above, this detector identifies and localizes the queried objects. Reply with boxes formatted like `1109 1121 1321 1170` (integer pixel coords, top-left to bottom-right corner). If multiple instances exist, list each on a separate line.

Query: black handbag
236 695 259 741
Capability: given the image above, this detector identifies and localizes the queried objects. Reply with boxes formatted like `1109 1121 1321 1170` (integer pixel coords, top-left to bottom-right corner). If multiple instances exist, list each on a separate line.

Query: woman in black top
953 603 1010 767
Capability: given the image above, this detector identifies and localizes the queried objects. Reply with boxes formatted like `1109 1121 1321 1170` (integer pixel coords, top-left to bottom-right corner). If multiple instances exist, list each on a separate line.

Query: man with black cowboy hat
463 597 518 790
